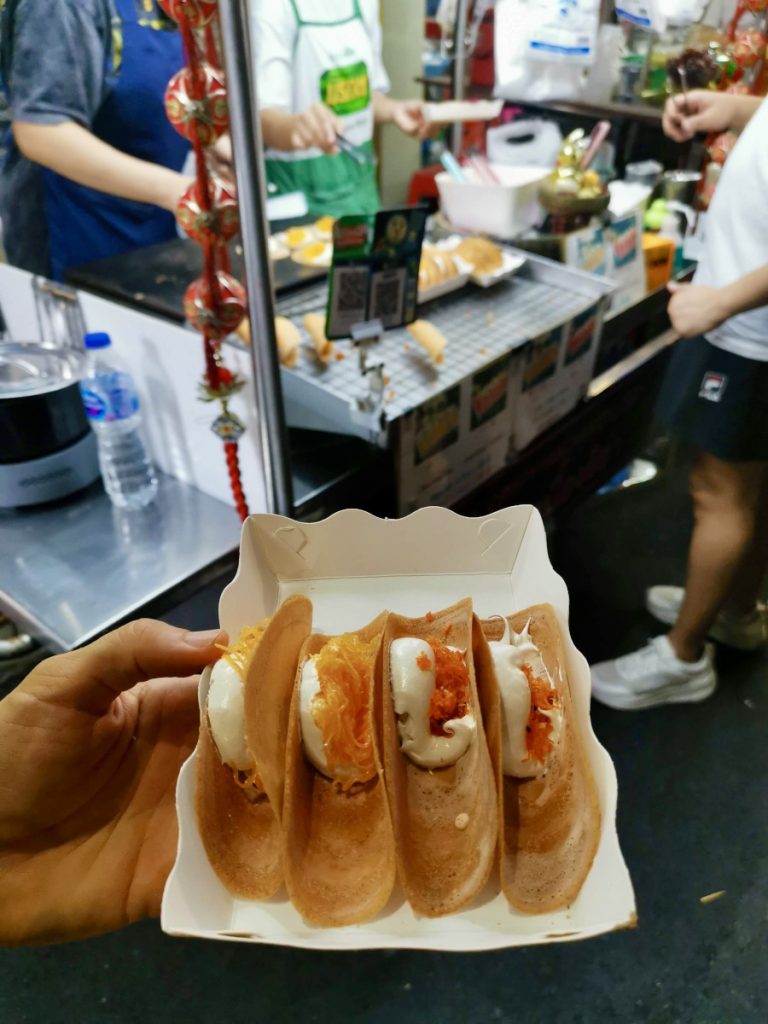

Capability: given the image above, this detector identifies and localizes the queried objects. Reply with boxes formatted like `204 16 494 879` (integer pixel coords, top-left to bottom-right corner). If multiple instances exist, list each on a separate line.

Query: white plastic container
437 164 548 239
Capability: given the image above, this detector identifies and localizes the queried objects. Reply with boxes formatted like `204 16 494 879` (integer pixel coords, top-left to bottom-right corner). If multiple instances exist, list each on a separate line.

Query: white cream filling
488 618 563 778
389 637 476 769
207 658 253 772
298 658 332 778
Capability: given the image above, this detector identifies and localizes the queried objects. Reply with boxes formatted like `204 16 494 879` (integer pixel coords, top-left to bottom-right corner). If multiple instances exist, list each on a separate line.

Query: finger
315 106 339 152
306 108 330 150
663 106 686 141
24 620 226 715
680 111 710 136
292 123 310 150
667 282 680 294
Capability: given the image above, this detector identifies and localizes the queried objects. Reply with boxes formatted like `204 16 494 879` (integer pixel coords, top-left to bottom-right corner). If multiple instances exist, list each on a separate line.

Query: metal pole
451 0 471 155
218 0 294 517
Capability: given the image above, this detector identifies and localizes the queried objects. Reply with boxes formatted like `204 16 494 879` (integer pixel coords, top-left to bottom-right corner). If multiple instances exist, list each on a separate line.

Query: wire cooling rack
275 251 613 440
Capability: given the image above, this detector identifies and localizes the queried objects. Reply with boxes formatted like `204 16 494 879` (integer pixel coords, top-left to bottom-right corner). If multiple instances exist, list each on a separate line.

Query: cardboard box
512 301 605 452
396 351 524 514
162 505 636 951
565 212 646 315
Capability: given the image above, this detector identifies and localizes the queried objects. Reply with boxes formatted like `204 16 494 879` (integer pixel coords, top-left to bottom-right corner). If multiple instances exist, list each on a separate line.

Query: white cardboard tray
162 505 635 950
472 249 528 288
424 99 504 123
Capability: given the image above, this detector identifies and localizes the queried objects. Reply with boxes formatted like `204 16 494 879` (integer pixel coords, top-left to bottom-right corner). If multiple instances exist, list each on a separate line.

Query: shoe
646 586 768 651
591 636 717 710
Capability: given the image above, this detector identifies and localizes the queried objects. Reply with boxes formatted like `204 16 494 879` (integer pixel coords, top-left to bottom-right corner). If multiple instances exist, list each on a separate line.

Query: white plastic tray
162 505 635 950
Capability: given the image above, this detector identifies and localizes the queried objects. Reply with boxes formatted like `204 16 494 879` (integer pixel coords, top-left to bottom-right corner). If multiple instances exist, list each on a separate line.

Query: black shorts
655 337 768 462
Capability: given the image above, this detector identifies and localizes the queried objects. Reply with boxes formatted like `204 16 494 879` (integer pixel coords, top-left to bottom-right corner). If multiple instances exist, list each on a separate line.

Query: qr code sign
370 268 406 329
329 265 370 337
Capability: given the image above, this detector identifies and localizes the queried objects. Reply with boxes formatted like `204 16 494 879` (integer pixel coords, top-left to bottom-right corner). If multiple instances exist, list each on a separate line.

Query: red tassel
225 441 249 521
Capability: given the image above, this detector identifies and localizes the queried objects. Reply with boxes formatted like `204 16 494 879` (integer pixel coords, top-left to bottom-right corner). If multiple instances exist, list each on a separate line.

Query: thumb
667 282 680 294
25 619 226 715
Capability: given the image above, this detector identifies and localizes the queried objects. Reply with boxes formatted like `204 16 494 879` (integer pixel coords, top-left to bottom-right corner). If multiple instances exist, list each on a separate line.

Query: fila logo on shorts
699 372 728 403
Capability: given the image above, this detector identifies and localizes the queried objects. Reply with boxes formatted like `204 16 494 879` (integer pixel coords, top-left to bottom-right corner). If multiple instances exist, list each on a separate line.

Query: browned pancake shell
480 603 601 913
282 612 396 927
381 599 498 917
196 719 283 900
196 595 313 900
244 595 314 825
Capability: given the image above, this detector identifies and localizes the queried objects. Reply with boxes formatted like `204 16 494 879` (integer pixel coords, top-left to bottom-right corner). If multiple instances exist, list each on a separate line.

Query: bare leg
668 451 767 662
723 474 768 615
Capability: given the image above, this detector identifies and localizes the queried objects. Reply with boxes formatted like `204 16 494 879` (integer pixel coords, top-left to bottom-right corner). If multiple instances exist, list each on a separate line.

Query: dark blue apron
44 0 188 279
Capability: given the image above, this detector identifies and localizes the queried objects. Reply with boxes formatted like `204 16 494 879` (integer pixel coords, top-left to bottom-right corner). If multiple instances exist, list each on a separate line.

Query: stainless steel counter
0 473 242 652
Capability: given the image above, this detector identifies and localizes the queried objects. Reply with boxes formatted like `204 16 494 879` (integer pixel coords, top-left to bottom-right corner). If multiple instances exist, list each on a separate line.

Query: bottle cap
84 332 112 349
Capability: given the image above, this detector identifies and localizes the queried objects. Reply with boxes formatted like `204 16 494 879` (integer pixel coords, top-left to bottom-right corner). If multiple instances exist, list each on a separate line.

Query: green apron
264 0 381 217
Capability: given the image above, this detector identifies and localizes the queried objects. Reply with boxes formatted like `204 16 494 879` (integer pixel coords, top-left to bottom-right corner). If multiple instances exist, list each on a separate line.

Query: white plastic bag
527 0 601 66
495 0 598 101
614 0 707 32
487 119 563 167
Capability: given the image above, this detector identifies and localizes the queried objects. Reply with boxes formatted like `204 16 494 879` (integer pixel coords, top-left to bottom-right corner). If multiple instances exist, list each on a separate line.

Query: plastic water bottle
79 332 158 509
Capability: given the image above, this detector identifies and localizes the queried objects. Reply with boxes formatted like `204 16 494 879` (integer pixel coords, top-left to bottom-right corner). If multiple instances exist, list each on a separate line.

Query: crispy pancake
196 596 312 899
381 599 497 917
282 612 396 927
479 604 601 913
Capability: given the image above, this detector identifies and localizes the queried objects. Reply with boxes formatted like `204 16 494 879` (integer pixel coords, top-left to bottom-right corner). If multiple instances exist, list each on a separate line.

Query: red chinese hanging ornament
165 65 229 147
162 0 250 521
177 176 239 245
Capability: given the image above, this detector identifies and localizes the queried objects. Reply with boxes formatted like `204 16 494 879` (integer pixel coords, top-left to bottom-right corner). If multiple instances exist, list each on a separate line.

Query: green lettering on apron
321 61 371 116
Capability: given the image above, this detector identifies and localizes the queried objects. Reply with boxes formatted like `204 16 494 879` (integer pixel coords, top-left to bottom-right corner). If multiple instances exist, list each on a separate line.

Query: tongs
335 133 374 166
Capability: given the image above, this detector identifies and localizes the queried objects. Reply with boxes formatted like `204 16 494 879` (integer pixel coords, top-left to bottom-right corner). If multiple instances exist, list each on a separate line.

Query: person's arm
13 120 189 212
372 92 431 139
667 264 768 337
260 105 342 154
8 0 190 213
0 619 223 947
365 0 430 140
251 0 342 153
663 90 763 143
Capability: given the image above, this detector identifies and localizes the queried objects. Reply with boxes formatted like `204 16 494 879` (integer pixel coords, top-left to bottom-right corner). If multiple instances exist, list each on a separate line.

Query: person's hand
391 99 432 140
0 619 224 946
662 90 736 143
289 103 343 154
209 133 235 187
668 282 730 337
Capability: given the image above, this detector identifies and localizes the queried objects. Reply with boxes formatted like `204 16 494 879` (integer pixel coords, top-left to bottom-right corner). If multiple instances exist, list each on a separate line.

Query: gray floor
2 462 767 1023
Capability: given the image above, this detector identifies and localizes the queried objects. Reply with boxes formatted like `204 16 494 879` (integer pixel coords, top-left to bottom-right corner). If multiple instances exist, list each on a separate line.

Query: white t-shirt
695 98 768 361
251 0 390 114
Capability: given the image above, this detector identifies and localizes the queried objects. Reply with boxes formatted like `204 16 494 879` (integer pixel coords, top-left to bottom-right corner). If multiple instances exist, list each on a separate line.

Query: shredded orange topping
416 651 432 671
311 634 379 790
215 622 268 678
425 611 436 623
522 664 561 763
425 636 470 737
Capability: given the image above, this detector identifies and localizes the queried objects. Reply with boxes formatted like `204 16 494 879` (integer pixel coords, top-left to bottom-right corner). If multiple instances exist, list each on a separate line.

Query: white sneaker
646 586 768 651
591 636 717 710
